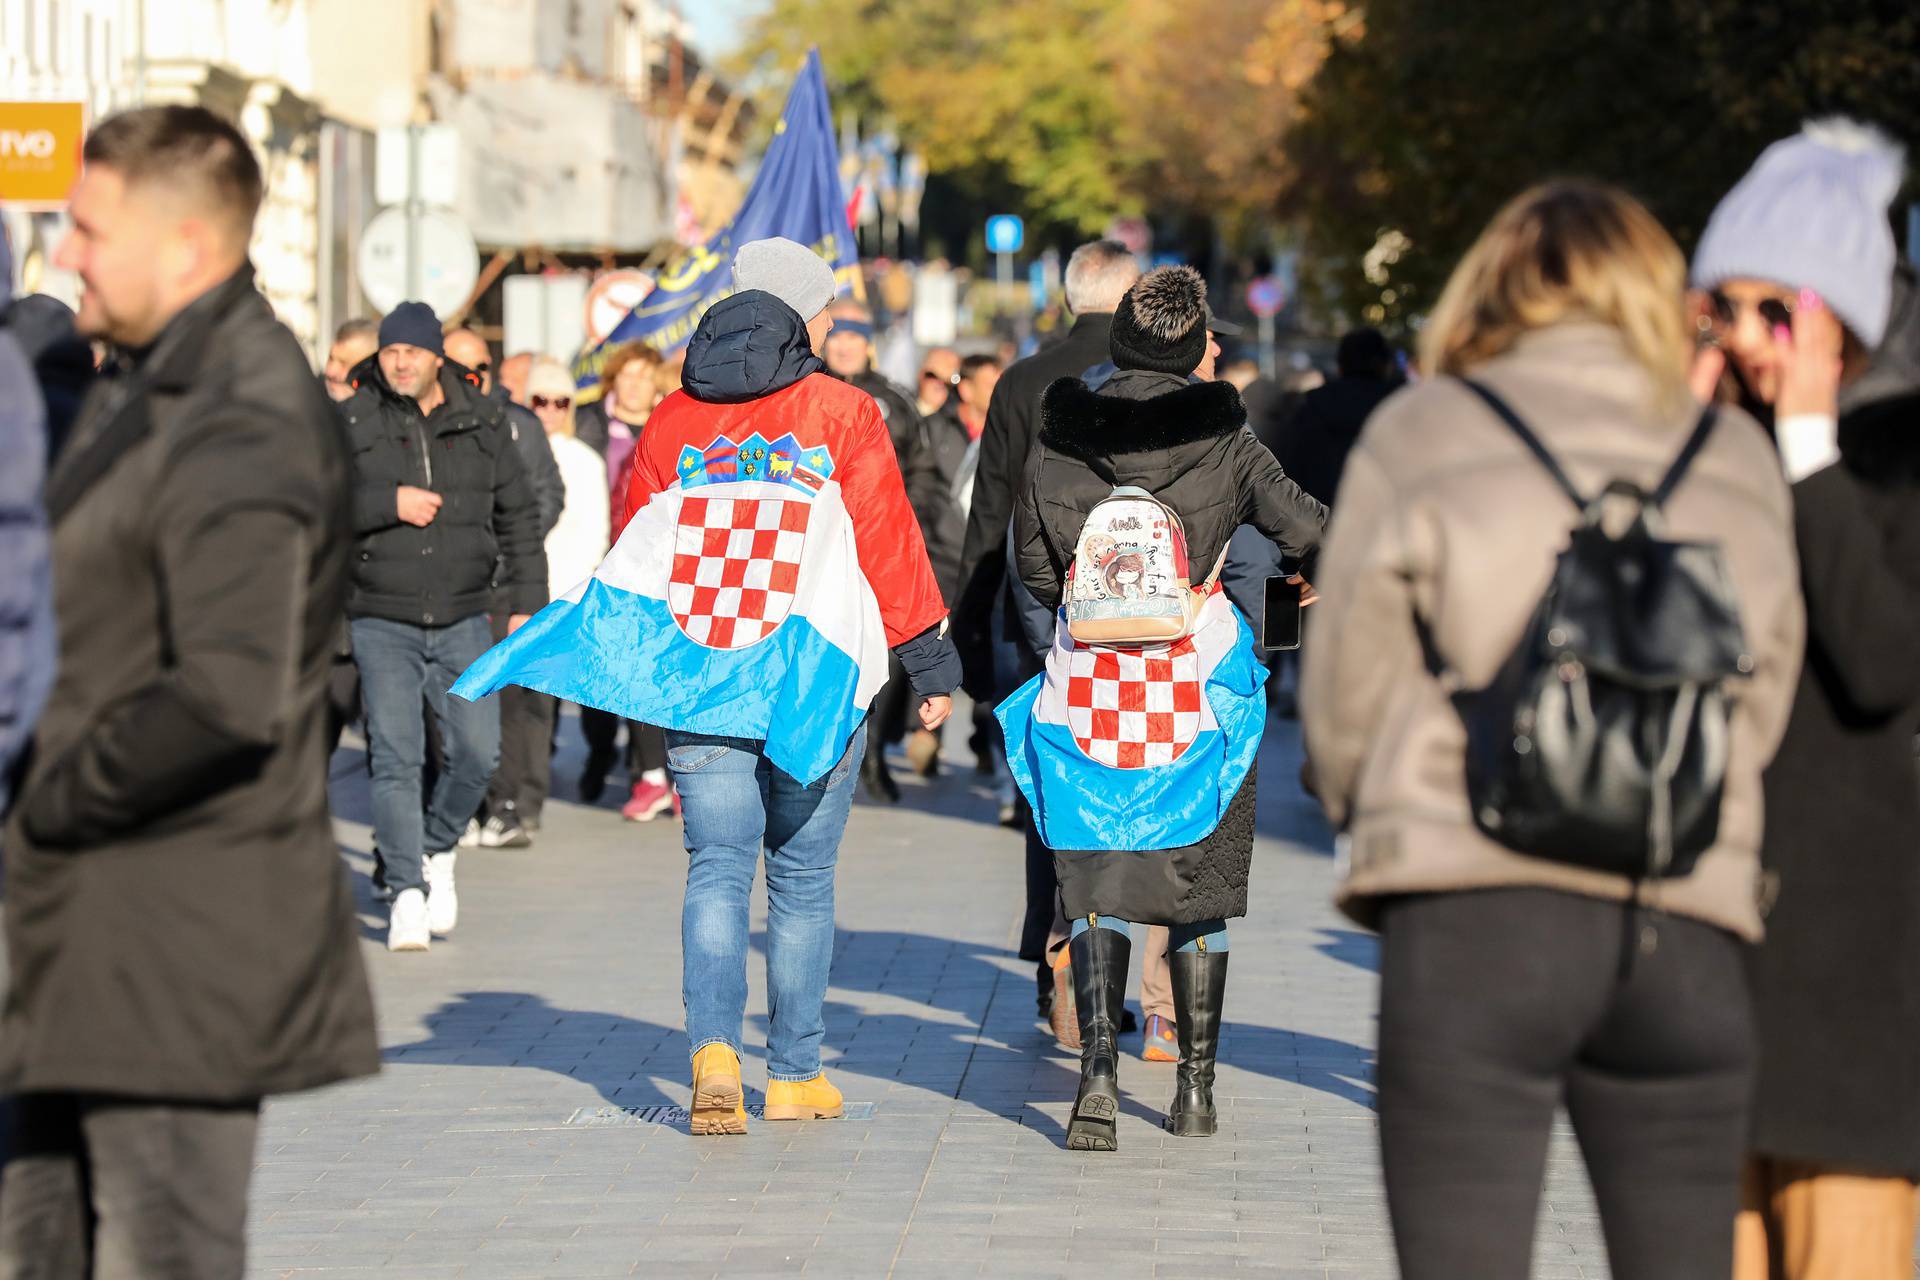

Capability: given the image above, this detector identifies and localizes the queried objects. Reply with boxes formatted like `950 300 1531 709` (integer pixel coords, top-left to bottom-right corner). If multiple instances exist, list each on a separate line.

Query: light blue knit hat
1691 118 1906 348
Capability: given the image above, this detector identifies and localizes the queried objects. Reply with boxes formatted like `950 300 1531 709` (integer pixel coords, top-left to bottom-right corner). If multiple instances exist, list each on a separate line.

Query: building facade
3 0 331 352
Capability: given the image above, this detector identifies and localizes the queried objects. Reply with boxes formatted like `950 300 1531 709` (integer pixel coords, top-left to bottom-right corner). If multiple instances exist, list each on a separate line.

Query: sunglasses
531 394 572 411
472 361 490 375
920 369 961 385
1706 289 1796 332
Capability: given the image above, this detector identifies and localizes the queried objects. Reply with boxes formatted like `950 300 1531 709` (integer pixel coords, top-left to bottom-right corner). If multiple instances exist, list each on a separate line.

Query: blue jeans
351 615 500 895
667 723 865 1082
1071 914 1230 953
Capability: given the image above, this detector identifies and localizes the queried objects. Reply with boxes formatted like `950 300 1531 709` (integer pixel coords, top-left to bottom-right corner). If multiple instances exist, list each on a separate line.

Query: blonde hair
1419 181 1691 405
527 356 578 436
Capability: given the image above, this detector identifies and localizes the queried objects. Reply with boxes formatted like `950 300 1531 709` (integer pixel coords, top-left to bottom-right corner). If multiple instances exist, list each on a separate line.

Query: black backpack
1430 381 1754 881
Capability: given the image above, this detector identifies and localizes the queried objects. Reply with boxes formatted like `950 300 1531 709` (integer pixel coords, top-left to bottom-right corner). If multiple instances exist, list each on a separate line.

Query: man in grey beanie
732 235 840 327
575 236 963 1135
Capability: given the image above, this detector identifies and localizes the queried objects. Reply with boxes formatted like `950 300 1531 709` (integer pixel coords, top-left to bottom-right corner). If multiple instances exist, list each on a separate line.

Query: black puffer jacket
340 359 547 625
904 400 972 605
1016 371 1325 610
831 367 922 472
1013 369 1326 923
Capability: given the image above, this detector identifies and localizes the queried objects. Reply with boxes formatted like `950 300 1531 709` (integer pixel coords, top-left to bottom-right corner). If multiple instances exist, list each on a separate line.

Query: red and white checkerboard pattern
1064 638 1204 769
667 494 810 649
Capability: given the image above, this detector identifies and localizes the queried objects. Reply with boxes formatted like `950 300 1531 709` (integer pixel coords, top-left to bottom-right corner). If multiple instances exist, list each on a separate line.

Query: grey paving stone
219 718 1639 1278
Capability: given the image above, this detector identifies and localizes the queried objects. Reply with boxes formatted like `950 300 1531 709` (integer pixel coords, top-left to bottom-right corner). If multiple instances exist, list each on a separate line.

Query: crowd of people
0 97 1917 1280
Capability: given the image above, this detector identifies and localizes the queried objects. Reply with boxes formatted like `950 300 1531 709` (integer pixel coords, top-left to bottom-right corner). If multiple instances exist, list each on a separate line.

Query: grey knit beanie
732 237 838 322
1691 118 1906 348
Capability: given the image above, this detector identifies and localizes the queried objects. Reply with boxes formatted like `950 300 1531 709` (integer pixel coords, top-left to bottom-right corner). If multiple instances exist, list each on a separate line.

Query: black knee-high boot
1165 947 1228 1137
1066 926 1129 1152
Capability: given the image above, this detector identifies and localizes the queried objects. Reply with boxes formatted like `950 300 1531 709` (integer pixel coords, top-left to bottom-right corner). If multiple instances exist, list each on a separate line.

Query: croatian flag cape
998 592 1267 851
450 423 892 785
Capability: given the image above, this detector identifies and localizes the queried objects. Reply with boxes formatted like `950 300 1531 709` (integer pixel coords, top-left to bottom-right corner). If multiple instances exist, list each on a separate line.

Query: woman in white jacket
514 358 614 815
527 357 612 598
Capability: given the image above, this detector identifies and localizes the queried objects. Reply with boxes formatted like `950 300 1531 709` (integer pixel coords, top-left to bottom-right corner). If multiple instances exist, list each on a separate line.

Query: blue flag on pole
575 49 856 392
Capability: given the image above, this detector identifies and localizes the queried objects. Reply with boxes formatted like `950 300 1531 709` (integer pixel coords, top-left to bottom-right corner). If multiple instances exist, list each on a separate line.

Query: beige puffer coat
1301 322 1805 941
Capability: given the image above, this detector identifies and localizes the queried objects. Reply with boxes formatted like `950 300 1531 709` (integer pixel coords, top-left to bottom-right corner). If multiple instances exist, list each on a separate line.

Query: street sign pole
1246 275 1286 381
986 214 1026 340
406 126 423 303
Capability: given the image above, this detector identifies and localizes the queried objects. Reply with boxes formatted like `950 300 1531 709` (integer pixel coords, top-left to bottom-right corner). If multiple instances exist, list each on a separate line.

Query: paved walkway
249 711 1613 1278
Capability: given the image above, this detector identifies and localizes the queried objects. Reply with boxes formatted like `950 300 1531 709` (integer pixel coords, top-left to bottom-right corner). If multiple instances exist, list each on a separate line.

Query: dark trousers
0 1093 261 1280
1018 815 1058 963
324 653 361 760
1376 888 1754 1280
486 685 553 822
351 615 499 894
580 710 667 777
870 655 911 748
484 613 555 822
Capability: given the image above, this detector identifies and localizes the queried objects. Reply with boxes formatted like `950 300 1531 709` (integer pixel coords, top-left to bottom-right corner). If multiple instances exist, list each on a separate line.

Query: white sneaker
387 888 430 952
475 814 531 848
457 819 482 849
425 851 459 935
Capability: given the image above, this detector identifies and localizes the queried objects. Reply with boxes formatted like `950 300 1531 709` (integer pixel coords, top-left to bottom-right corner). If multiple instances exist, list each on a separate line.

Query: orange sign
0 102 86 208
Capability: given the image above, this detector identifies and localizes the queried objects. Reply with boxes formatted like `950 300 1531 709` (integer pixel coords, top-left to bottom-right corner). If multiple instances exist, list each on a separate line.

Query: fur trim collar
1039 376 1246 457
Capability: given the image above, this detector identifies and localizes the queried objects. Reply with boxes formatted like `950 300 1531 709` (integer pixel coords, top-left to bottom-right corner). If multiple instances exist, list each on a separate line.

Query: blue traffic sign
986 214 1025 255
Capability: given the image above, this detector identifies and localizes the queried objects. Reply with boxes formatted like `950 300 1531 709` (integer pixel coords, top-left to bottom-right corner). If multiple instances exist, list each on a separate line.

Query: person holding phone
1300 182 1806 1279
1687 121 1920 1280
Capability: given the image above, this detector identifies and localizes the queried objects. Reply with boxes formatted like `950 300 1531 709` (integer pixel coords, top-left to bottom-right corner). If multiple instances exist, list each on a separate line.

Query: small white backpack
1064 486 1227 645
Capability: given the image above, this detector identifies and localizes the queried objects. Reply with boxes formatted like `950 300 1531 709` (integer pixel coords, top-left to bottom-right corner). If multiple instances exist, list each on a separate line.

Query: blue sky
686 0 767 56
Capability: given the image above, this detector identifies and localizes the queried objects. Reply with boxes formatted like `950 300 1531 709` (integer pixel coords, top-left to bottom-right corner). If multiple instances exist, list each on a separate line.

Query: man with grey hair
323 317 379 402
953 238 1141 1037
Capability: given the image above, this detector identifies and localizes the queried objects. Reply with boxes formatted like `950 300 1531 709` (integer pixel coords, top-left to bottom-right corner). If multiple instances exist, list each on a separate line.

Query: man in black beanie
338 300 548 952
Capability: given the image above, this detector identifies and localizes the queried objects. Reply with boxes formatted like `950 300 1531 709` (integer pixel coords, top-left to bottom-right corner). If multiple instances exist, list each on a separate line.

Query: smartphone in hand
1262 575 1302 651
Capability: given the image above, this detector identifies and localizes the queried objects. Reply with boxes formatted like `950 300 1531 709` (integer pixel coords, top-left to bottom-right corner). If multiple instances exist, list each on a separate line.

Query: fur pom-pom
1125 266 1208 342
1803 116 1907 202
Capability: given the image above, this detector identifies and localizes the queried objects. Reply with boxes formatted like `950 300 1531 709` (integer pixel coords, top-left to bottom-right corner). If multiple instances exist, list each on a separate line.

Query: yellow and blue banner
574 49 858 394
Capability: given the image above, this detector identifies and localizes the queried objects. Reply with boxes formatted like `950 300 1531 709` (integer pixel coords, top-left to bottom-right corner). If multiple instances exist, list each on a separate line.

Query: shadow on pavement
789 927 1377 1129
361 925 1375 1150
380 989 686 1114
1254 721 1336 853
1316 926 1381 975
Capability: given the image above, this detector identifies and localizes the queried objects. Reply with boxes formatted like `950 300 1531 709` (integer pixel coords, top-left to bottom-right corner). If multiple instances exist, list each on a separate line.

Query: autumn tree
739 0 1345 248
1287 0 1920 329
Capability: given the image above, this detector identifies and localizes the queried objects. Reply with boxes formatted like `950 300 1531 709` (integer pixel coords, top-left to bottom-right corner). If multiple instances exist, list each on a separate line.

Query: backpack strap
1197 542 1231 595
1461 379 1587 510
1650 406 1720 509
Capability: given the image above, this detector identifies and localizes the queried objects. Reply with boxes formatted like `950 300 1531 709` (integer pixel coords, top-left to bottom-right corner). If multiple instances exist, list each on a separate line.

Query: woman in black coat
1736 263 1920 1276
1011 266 1325 1150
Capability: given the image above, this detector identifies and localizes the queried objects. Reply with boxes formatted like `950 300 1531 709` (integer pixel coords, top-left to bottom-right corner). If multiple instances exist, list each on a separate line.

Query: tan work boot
690 1043 747 1135
763 1073 844 1121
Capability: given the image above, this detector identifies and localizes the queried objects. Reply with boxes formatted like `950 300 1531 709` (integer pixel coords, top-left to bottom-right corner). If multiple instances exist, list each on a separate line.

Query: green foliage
1287 0 1920 330
741 0 1135 233
736 0 1337 242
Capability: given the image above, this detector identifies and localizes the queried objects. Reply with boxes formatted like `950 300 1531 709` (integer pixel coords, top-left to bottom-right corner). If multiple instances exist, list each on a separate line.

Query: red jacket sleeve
841 398 949 646
614 425 669 538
